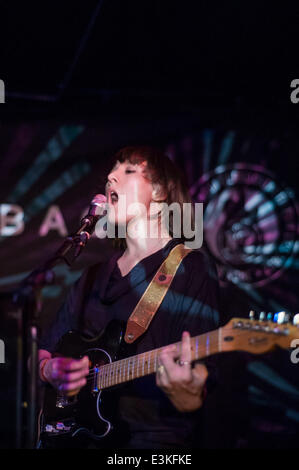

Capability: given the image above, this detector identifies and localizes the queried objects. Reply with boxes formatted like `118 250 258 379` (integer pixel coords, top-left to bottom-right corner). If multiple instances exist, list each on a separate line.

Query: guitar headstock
221 311 299 355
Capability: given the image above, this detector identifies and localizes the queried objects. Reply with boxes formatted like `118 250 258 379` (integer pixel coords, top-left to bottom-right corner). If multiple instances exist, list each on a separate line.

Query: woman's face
105 159 155 226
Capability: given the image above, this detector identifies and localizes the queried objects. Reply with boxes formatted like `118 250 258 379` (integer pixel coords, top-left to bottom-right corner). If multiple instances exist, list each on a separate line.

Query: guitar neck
96 328 222 390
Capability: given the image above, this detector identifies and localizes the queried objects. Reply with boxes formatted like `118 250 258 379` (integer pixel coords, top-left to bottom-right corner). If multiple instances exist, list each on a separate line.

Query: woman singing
38 146 220 448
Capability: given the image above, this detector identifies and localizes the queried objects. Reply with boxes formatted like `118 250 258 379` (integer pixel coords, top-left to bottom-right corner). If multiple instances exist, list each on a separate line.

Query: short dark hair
108 145 195 247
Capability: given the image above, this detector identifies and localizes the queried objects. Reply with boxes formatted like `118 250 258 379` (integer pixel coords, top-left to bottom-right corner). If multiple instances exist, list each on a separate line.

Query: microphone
80 193 107 230
17 195 108 291
73 194 107 258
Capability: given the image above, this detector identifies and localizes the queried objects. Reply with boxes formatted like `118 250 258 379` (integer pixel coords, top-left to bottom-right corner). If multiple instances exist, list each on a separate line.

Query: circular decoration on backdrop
193 163 298 287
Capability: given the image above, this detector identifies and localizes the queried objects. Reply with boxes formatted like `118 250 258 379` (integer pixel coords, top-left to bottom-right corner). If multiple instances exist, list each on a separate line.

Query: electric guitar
39 314 299 446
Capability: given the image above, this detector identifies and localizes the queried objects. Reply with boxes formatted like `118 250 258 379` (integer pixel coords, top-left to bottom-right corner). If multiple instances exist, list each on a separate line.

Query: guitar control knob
293 314 299 326
267 312 273 321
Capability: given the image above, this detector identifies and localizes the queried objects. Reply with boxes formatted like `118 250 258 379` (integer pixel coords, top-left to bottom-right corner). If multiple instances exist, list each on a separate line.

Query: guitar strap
124 243 193 344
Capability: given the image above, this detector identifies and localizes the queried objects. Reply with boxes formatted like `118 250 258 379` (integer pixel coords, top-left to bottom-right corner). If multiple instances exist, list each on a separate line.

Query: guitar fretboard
95 329 222 390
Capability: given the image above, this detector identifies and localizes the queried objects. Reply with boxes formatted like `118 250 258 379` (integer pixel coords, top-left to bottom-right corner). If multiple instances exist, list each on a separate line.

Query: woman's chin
107 214 128 228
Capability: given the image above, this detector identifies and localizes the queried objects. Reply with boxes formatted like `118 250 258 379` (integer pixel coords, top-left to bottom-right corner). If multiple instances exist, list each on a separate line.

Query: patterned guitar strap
124 243 193 344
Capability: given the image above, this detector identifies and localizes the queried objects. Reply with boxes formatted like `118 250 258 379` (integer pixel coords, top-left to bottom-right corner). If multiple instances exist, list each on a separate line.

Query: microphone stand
13 214 99 449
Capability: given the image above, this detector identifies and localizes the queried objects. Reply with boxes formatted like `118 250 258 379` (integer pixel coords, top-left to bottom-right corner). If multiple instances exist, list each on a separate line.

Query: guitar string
83 333 216 380
84 329 220 375
83 322 287 375
84 330 284 386
81 327 285 387
84 338 196 374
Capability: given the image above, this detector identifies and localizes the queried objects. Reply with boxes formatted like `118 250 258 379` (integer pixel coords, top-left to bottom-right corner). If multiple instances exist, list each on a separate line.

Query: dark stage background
0 0 299 449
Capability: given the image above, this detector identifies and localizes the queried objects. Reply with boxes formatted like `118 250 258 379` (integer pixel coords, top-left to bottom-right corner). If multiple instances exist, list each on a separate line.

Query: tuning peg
249 310 255 321
274 311 286 324
259 311 266 321
293 314 299 326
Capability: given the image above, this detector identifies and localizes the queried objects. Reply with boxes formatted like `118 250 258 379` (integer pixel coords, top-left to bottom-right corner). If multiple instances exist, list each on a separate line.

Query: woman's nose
107 172 118 185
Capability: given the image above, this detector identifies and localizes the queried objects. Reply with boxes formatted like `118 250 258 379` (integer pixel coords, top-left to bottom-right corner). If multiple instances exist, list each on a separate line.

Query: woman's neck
124 233 172 261
120 214 171 260
116 214 172 275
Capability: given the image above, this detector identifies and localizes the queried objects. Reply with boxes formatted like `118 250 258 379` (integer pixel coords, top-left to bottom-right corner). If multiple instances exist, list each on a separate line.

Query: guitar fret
128 358 132 381
112 361 115 387
100 368 104 389
112 363 116 387
146 353 149 375
118 360 122 386
115 362 119 386
114 362 118 386
106 364 110 387
100 366 103 389
107 364 111 387
101 366 105 389
98 369 102 389
101 368 104 389
122 358 126 383
128 358 131 381
108 363 111 387
121 359 125 383
112 362 114 386
105 365 108 388
106 364 109 388
115 361 118 385
116 361 119 385
122 359 126 384
101 367 104 389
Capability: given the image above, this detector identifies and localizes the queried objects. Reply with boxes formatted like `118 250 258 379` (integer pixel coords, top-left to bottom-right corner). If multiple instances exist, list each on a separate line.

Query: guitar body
40 319 133 448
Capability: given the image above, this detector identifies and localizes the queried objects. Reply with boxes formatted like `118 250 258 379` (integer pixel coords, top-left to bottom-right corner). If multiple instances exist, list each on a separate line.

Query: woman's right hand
41 356 90 397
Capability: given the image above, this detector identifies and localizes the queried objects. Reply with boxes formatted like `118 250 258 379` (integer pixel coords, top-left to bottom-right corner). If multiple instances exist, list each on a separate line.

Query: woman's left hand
156 331 208 412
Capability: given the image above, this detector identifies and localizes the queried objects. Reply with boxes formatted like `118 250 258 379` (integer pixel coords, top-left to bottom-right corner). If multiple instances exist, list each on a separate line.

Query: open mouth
110 190 119 204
